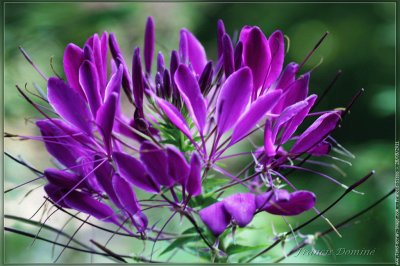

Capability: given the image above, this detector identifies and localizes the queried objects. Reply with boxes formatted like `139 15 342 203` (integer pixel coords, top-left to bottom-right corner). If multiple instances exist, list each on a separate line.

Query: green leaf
159 227 202 256
181 226 202 235
189 194 218 208
183 245 211 260
160 235 198 256
203 176 230 192
226 244 265 255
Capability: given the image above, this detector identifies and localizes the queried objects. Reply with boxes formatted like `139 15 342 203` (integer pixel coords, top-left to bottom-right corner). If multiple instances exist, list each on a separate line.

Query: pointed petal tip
223 193 256 227
199 201 230 236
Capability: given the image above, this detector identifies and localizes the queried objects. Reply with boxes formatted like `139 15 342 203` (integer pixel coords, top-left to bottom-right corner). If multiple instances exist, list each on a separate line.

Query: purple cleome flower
32 16 346 239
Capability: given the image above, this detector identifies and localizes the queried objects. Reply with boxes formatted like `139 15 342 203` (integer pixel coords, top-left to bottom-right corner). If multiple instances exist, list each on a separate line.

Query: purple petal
186 152 202 196
105 65 123 99
109 33 133 97
223 193 256 227
109 32 122 59
79 60 102 116
180 29 207 75
78 156 102 192
217 19 226 59
36 119 86 168
163 69 172 99
96 92 118 155
199 202 230 236
279 95 317 144
291 111 341 155
157 51 165 74
170 50 179 82
83 44 94 61
272 100 309 139
144 16 155 74
264 119 276 157
256 190 290 210
113 151 160 193
240 26 271 93
198 61 213 93
94 158 122 208
174 64 207 134
110 59 117 74
47 78 93 135
132 211 148 233
85 34 94 47
280 72 310 109
308 141 331 156
275 62 299 90
89 34 108 97
112 173 140 215
222 34 234 77
44 184 69 208
216 67 253 136
230 89 282 145
262 190 316 216
132 48 145 116
272 62 299 113
234 41 243 70
64 190 119 223
113 117 140 141
238 26 252 43
179 30 189 64
100 32 108 94
44 168 81 189
140 141 173 187
166 146 190 184
153 95 192 140
155 72 163 97
63 44 84 97
265 30 285 88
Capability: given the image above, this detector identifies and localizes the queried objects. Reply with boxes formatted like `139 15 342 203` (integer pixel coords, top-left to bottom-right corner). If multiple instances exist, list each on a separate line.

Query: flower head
31 17 345 239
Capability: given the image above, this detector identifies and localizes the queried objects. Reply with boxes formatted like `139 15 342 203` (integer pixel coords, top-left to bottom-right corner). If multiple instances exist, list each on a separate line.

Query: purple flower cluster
36 17 343 237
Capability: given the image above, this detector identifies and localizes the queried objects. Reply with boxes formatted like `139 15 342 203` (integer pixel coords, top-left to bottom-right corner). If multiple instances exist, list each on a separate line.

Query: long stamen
52 212 78 257
295 158 347 177
328 136 356 158
31 208 59 246
53 159 107 206
18 46 48 80
216 151 254 161
342 88 364 119
150 211 177 260
297 31 329 72
54 215 90 262
311 70 342 112
16 85 101 152
4 151 43 175
280 164 363 194
211 164 251 189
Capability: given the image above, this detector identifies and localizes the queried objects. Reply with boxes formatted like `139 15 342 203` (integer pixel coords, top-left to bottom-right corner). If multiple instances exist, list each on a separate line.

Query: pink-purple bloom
32 17 345 239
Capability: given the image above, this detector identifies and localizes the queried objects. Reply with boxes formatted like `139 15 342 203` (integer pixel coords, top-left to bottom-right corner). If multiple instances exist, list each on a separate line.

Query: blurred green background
4 2 396 264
